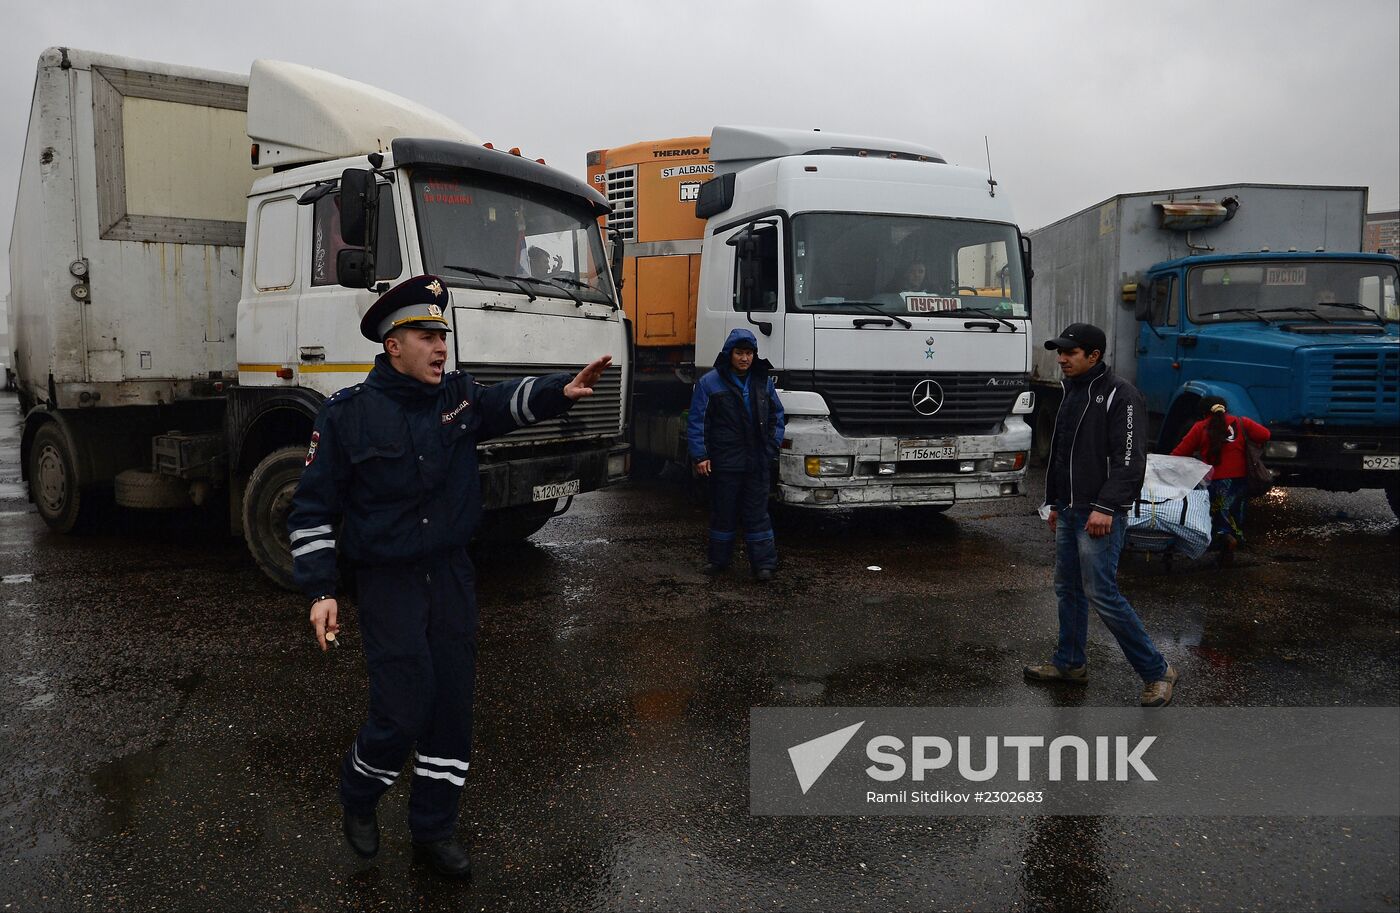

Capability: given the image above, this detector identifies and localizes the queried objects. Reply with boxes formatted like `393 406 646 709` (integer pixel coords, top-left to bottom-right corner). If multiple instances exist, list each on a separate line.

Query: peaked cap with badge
359 274 453 342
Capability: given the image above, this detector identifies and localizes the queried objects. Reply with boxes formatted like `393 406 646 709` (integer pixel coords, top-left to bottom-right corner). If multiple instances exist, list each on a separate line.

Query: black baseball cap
1044 323 1107 356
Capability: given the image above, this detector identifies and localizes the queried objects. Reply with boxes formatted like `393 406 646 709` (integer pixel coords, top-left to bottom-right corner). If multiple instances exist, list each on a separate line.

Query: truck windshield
410 168 613 304
1188 260 1400 324
791 213 1027 317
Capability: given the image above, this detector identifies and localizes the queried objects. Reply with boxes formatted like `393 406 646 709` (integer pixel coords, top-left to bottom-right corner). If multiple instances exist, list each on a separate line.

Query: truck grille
605 167 637 241
1301 349 1400 423
784 370 1026 436
464 364 623 446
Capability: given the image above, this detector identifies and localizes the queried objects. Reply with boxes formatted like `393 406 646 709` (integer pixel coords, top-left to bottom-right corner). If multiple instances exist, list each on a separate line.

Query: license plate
1362 455 1399 470
533 479 580 501
898 440 956 461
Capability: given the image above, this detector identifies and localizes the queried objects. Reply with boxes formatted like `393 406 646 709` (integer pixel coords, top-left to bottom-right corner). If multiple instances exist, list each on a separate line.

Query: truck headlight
991 452 1027 471
804 455 853 477
1012 391 1035 414
1264 441 1298 459
608 451 629 478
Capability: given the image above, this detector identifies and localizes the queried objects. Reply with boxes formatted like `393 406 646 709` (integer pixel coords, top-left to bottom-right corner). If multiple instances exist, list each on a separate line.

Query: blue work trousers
1051 507 1167 682
708 465 777 572
339 549 478 842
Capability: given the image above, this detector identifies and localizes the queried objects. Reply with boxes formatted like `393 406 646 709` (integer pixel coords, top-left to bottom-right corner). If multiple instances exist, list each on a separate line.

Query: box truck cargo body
1028 184 1399 512
10 49 629 587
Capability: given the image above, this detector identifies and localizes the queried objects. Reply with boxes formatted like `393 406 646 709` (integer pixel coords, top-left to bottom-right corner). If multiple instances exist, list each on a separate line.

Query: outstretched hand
564 355 613 400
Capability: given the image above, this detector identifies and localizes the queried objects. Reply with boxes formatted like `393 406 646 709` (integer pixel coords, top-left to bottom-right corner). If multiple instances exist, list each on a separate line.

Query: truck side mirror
728 224 774 335
339 168 378 248
608 229 625 292
336 249 374 289
1019 233 1033 309
1134 285 1153 321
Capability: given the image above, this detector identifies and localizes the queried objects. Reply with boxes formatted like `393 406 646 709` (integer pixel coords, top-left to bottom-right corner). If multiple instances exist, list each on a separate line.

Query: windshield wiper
441 264 536 301
817 300 912 329
510 274 584 308
946 306 1018 332
1195 307 1276 325
1256 306 1332 324
1297 302 1384 324
543 274 595 291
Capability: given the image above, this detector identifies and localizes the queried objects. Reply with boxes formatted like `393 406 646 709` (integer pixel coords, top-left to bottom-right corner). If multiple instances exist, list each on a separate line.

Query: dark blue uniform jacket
686 328 785 472
288 354 572 598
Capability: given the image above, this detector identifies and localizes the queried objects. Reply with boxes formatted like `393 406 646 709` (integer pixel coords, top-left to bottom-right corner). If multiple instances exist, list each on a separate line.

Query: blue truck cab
1135 251 1399 500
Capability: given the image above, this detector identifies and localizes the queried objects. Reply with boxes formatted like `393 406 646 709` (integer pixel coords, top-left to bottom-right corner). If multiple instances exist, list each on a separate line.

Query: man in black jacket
1024 323 1179 707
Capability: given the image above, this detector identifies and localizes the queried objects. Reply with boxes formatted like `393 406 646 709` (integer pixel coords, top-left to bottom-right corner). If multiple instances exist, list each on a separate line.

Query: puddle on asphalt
537 538 611 548
90 742 168 836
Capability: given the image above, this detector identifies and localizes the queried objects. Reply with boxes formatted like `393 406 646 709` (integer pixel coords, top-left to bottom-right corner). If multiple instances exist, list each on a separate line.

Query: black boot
342 808 379 859
413 839 472 879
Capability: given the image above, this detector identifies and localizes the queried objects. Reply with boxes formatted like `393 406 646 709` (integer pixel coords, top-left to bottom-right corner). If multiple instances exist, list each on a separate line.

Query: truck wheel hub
35 443 68 512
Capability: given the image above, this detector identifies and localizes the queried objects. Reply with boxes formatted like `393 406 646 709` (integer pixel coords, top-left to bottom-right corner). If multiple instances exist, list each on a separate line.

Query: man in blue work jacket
686 328 785 581
288 274 611 878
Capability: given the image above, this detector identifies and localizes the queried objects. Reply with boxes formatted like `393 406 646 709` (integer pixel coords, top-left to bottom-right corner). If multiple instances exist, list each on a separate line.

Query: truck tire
114 469 191 509
28 422 98 533
242 446 304 591
477 500 556 543
1386 483 1400 520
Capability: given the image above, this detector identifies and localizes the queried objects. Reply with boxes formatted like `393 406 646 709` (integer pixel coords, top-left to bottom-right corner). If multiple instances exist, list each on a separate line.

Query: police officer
288 275 611 878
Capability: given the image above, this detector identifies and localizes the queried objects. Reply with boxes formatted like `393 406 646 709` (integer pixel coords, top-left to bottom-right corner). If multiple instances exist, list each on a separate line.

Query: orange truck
589 126 1036 511
586 136 711 453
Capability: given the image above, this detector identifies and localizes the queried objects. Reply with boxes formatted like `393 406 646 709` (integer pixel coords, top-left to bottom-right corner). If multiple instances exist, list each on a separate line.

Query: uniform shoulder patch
324 384 367 408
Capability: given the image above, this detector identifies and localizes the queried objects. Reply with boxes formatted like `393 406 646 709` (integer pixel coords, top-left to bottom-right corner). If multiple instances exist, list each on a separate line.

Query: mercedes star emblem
910 379 945 416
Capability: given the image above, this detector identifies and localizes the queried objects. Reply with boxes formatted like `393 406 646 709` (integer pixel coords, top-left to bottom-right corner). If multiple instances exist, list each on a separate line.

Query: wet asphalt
0 388 1397 913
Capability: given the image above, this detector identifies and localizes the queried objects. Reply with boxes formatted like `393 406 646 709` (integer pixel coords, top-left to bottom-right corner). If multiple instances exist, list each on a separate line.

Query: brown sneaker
1023 663 1088 683
1140 665 1179 707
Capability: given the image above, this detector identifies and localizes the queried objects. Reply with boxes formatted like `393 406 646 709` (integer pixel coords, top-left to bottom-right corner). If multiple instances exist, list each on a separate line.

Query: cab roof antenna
984 136 997 198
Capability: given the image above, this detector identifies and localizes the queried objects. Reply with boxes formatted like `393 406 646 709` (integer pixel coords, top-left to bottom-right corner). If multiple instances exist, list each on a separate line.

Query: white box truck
9 48 630 587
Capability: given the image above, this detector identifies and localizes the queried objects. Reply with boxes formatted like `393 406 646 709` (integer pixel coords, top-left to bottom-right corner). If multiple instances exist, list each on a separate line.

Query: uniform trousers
708 463 777 571
339 549 478 842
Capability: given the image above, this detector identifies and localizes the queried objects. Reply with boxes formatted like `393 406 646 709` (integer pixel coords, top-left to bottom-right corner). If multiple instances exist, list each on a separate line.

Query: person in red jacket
1171 396 1271 564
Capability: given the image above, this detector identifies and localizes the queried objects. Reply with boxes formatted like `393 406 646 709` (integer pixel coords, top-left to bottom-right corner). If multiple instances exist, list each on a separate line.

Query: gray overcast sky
2 0 1398 292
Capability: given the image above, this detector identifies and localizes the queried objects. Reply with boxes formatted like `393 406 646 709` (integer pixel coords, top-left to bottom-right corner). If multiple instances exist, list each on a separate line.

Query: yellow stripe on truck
300 363 375 374
238 363 375 374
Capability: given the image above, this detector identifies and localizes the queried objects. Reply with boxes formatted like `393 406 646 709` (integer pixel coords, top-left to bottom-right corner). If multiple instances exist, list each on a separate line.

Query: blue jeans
1052 506 1168 682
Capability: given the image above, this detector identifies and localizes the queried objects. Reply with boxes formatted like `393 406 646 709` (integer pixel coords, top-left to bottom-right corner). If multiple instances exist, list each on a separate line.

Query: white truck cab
693 127 1034 508
11 50 629 588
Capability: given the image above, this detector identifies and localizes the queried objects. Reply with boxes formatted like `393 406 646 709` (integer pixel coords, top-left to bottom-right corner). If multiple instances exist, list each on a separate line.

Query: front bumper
775 415 1032 508
479 441 629 509
1264 427 1400 492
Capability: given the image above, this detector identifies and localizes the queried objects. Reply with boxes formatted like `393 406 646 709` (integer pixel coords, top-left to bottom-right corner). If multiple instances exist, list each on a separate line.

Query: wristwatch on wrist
312 594 333 607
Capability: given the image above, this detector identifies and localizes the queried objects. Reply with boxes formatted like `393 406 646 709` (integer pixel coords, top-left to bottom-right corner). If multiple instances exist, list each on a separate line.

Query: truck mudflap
478 442 627 509
773 415 1032 508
